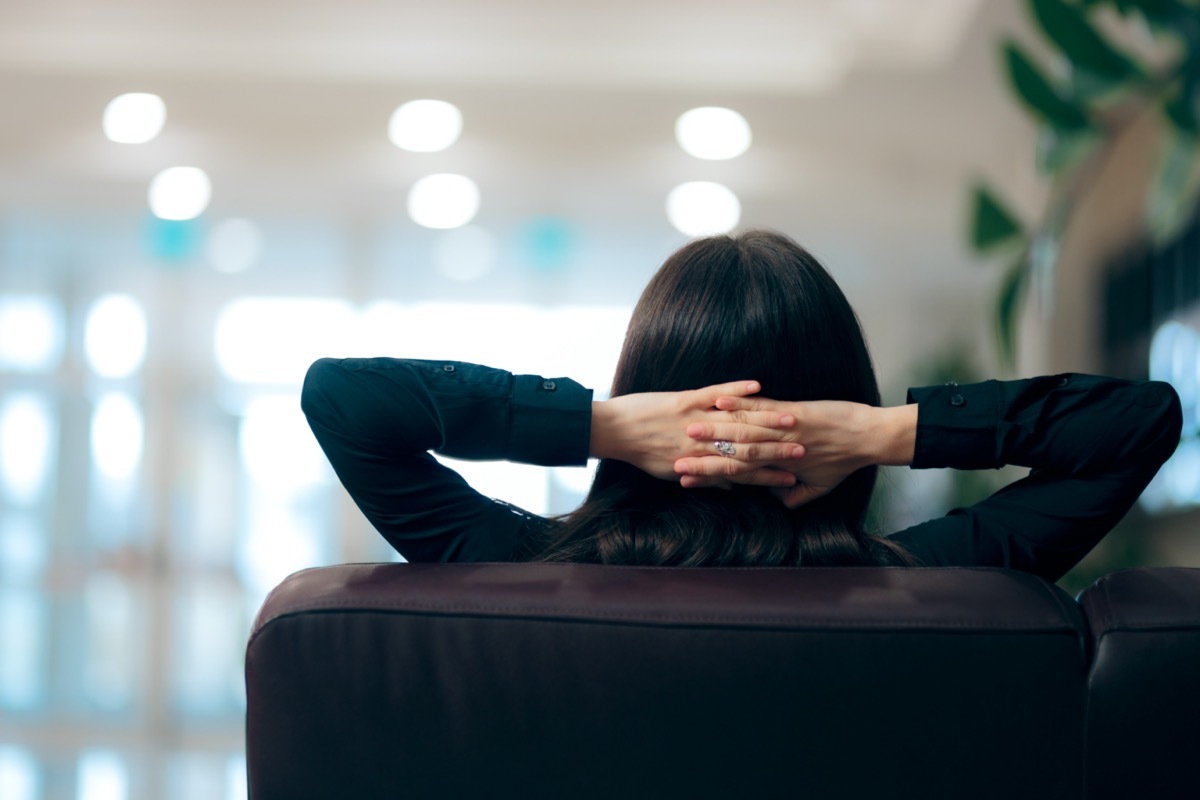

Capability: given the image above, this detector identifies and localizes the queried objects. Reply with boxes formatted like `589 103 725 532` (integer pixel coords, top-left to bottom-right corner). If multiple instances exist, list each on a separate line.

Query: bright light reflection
436 457 549 516
84 573 135 710
173 579 244 713
237 507 322 595
0 590 45 709
206 218 264 274
388 99 463 153
227 755 248 800
434 225 497 282
85 294 148 378
0 394 54 506
407 174 480 229
1147 319 1200 511
77 750 128 800
0 516 49 583
149 166 212 221
215 298 358 384
0 746 38 800
666 181 741 236
0 296 64 371
90 393 144 481
675 107 752 160
361 302 628 392
238 395 328 488
1166 438 1200 507
552 460 599 496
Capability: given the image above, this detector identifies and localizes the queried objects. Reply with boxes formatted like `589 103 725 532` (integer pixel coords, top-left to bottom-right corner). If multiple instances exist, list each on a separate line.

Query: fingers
770 483 828 509
677 441 804 469
678 475 733 490
714 395 772 412
690 380 760 408
685 420 801 446
675 454 802 481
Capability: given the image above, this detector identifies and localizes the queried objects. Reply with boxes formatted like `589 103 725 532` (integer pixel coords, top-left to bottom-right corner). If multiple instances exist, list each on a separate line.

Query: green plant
970 0 1200 369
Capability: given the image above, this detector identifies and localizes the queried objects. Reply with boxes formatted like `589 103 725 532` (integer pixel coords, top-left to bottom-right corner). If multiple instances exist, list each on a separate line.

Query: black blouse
301 358 1182 582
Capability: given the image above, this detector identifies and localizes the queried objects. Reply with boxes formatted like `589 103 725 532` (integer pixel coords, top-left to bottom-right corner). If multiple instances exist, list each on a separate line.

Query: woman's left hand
590 381 803 487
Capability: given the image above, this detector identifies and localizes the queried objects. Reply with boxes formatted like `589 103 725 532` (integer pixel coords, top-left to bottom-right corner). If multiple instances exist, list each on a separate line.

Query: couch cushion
246 563 1087 800
1078 567 1200 800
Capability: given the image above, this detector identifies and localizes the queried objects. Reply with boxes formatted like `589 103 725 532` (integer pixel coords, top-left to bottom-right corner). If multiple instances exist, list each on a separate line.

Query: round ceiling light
103 93 167 144
389 100 463 153
675 107 752 160
407 174 481 229
666 181 741 236
148 167 211 221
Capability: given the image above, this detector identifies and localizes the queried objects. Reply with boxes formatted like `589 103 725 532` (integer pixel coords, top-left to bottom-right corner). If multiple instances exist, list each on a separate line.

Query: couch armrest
1078 567 1200 800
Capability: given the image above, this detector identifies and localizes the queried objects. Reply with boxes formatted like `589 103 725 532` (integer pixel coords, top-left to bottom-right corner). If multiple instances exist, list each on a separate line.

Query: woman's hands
673 396 919 508
590 381 803 488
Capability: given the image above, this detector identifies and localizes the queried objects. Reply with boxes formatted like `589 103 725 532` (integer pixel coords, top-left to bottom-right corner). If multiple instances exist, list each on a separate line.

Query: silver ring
715 440 736 457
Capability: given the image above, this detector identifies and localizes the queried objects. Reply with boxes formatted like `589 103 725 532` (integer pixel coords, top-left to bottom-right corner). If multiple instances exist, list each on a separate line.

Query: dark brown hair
526 230 913 566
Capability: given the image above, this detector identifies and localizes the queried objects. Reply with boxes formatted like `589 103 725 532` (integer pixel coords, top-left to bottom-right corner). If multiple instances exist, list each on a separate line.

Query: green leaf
1113 0 1186 24
996 259 1030 372
1164 77 1200 134
1146 129 1200 243
970 184 1025 252
1029 0 1143 81
1002 41 1092 130
1036 124 1104 174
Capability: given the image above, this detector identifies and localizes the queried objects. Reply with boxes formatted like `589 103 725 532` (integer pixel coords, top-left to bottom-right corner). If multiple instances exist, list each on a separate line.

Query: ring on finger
714 440 737 457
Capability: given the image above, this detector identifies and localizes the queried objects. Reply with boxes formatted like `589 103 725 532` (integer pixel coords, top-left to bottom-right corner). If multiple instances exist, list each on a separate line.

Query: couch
244 563 1200 799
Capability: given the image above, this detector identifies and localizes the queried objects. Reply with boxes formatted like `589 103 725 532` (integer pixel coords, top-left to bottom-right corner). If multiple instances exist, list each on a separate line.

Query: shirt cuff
507 374 593 467
907 380 1003 470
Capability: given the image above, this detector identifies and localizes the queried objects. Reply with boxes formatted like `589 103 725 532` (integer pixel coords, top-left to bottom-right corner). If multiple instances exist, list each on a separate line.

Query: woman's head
612 229 877 408
532 230 906 567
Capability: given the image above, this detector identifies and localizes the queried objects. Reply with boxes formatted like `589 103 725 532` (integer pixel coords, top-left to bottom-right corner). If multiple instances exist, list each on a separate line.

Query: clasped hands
591 380 914 509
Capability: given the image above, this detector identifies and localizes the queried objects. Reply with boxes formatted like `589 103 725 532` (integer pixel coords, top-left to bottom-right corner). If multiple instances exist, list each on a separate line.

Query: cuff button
950 394 966 407
1057 377 1069 387
542 380 557 391
442 364 456 373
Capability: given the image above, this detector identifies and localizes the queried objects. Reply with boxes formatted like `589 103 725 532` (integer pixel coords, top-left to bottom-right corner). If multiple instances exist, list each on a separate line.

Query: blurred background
2 0 1199 797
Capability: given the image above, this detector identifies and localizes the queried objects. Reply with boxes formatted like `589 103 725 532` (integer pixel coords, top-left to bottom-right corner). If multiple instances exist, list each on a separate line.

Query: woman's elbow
1147 380 1184 463
301 358 343 426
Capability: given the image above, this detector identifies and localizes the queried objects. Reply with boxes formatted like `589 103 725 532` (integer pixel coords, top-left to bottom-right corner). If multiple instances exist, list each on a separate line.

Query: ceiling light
407 174 480 229
102 93 166 144
148 167 211 221
666 182 741 236
388 100 463 153
675 107 752 160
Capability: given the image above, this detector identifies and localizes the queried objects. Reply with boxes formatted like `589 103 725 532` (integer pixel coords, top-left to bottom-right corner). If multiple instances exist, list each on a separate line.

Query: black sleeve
301 357 593 563
889 374 1182 581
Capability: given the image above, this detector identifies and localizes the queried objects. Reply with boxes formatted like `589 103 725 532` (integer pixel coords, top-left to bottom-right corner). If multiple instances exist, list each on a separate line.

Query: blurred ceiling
0 0 1040 383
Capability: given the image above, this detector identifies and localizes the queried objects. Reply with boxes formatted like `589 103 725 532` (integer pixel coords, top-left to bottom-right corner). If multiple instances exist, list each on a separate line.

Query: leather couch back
246 564 1087 799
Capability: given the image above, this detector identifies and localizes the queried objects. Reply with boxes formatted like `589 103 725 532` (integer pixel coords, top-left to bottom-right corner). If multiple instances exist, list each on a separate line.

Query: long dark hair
526 230 913 566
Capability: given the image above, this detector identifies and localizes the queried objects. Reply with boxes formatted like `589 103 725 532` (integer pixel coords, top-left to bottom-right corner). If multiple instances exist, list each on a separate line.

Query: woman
302 230 1181 581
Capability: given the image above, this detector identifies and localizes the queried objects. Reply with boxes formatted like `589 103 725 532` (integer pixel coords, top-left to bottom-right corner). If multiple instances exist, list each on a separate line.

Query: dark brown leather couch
244 564 1200 799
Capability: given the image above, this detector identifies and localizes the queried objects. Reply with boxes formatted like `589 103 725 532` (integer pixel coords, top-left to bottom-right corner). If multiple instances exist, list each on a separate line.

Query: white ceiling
0 0 1042 389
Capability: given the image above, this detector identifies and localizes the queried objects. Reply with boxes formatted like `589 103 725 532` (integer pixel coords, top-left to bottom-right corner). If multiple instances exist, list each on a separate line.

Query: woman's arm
302 357 593 562
302 357 797 562
676 375 1182 580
